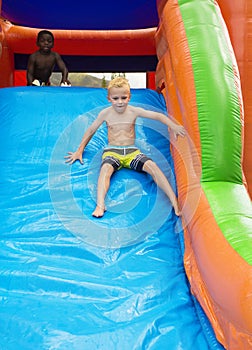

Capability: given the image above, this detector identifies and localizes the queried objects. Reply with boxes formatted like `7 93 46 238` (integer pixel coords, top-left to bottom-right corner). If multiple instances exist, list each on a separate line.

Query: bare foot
174 207 181 216
172 201 181 216
92 205 106 218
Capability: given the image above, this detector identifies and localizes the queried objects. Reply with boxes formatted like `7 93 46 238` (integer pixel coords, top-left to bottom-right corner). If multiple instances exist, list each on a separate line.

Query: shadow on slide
0 87 224 349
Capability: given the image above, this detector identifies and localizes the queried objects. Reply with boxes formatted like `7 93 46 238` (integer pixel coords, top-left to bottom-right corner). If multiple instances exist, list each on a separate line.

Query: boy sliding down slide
65 77 186 217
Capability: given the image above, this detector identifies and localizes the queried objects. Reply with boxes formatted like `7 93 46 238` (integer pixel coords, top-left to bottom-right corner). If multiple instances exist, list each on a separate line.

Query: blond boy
65 77 185 217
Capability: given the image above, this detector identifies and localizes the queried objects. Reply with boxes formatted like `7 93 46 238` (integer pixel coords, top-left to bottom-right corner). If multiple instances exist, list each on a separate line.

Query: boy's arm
135 107 186 139
26 54 35 85
65 112 106 165
55 53 70 85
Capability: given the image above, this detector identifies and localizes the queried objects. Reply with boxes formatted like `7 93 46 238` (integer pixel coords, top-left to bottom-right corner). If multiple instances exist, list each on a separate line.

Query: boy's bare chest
108 121 134 132
36 54 55 69
106 114 136 130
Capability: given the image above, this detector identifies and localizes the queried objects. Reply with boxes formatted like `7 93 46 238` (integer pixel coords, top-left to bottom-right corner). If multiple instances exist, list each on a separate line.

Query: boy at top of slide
27 30 70 86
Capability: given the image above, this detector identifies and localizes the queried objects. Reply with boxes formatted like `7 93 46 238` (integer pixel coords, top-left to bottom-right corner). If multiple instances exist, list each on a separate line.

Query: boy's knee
143 159 157 172
100 163 115 175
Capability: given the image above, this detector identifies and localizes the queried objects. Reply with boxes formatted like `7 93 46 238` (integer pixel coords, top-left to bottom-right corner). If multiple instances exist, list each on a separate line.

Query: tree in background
101 75 107 88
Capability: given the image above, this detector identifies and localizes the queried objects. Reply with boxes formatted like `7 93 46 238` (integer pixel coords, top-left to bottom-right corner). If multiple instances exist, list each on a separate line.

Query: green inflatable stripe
179 0 243 184
202 182 252 265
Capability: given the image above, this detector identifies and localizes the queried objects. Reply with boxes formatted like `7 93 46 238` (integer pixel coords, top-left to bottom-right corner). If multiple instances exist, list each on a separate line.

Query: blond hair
107 77 130 94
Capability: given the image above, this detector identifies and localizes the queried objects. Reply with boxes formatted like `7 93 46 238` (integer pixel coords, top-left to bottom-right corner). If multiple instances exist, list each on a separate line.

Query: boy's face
108 86 131 114
37 34 54 54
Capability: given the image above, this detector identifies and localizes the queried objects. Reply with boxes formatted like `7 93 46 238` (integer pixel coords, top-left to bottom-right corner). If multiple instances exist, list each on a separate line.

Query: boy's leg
142 160 181 216
92 163 115 217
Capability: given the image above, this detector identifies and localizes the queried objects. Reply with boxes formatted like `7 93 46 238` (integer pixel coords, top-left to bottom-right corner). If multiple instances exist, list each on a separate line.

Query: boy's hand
60 79 71 86
171 124 186 140
64 151 83 165
60 80 71 87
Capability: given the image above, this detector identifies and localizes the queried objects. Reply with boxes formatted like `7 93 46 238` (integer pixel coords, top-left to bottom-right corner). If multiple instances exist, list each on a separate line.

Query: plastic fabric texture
0 87 223 350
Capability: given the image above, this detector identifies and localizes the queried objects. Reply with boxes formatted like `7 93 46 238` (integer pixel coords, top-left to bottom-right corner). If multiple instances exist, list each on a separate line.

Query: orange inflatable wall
155 1 252 348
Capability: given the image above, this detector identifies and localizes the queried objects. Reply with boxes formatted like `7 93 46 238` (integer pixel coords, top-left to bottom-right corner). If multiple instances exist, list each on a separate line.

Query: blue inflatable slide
0 86 224 349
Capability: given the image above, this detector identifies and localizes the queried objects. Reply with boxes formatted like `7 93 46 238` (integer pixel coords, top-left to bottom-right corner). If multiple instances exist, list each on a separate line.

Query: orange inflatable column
146 72 156 90
0 46 14 87
0 19 14 87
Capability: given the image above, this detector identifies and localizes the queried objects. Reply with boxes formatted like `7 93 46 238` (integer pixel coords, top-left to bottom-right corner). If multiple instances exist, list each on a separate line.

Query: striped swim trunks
101 145 152 172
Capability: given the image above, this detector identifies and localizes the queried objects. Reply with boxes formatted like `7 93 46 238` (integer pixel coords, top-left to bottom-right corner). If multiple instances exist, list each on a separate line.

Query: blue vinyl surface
0 87 223 350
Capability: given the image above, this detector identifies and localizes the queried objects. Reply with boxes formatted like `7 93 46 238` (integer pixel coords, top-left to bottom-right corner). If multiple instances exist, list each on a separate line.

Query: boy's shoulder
95 106 110 119
99 106 111 117
28 50 40 62
51 51 61 58
127 105 141 114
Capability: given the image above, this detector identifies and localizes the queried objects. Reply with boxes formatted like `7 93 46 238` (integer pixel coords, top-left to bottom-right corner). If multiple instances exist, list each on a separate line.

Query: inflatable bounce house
0 1 252 349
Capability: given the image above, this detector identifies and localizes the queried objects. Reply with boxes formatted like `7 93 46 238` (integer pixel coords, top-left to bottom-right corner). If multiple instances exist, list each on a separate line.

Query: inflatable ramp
0 87 223 349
